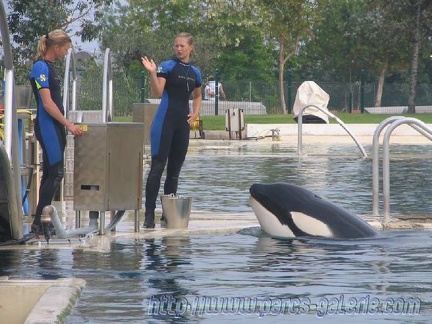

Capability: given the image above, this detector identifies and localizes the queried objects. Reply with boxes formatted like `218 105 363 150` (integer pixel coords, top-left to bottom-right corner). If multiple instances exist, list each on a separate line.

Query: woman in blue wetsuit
29 30 84 236
140 32 202 228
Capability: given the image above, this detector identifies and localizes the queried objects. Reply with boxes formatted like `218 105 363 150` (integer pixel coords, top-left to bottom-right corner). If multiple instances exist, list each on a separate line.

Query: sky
67 4 105 58
69 0 128 57
70 35 101 57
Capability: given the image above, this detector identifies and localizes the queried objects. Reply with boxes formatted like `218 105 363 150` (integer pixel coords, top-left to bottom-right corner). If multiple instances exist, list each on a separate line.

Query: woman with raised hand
140 32 202 228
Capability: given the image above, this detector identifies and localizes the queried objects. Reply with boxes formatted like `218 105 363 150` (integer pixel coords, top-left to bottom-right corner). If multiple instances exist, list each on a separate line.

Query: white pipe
43 205 98 239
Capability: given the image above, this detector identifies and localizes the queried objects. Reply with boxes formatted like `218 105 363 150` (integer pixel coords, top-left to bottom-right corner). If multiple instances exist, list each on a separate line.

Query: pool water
0 230 431 323
1 140 432 323
180 141 432 216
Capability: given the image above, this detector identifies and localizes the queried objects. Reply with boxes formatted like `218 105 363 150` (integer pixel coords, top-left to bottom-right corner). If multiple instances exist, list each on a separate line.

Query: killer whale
249 183 378 239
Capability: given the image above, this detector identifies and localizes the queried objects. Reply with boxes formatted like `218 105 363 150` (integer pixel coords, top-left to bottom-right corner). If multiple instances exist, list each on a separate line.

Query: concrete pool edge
102 212 432 240
0 277 85 324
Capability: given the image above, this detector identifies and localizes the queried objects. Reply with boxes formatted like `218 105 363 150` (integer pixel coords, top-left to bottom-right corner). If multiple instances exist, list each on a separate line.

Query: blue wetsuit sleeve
30 61 50 89
192 66 202 88
157 60 175 79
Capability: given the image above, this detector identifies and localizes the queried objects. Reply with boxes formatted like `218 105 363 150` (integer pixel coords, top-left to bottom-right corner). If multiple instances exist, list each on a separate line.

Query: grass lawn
114 113 432 131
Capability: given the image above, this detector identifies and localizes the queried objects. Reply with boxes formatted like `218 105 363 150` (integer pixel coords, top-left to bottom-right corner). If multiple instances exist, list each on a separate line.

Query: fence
21 70 432 116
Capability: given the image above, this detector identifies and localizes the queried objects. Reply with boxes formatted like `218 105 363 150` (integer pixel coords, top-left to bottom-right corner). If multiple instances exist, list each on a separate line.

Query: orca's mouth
249 184 308 237
249 184 270 207
249 184 284 217
249 183 265 200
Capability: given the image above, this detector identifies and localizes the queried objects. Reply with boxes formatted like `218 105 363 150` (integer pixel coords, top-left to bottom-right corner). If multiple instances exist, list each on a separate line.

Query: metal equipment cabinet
73 122 144 233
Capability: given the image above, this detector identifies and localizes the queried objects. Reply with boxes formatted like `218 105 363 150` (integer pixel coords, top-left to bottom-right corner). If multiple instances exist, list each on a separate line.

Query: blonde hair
35 29 71 60
175 32 194 46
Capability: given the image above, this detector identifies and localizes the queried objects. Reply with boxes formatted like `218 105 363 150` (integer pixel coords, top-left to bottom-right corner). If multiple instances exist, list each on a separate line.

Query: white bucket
160 194 192 229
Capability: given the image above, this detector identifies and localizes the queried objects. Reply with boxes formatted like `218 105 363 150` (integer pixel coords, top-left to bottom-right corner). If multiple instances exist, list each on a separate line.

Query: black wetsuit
145 57 202 217
29 60 66 225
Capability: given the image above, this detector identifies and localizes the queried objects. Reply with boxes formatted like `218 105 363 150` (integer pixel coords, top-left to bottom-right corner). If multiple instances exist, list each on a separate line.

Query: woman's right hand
140 56 157 73
67 123 84 136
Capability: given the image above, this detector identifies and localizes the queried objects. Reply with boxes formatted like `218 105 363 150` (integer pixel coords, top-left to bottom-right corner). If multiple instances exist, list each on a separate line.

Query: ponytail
34 29 71 60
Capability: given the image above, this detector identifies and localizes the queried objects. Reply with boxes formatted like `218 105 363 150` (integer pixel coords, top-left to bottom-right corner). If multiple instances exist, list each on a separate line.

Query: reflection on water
1 141 432 323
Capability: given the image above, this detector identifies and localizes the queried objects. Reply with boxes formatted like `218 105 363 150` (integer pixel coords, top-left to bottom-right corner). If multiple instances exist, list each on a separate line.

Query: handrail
63 48 78 114
102 48 113 122
0 145 22 239
0 2 16 159
0 1 24 238
297 104 367 158
371 116 432 216
381 118 432 221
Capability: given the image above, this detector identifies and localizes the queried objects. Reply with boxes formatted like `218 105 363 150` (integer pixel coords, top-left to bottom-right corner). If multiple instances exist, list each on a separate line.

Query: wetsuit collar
174 56 190 65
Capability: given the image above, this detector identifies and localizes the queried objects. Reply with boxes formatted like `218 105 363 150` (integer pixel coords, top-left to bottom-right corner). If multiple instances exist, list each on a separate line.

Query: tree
7 0 112 82
294 0 432 110
99 1 210 70
100 0 274 81
406 0 432 113
350 0 412 107
258 0 328 114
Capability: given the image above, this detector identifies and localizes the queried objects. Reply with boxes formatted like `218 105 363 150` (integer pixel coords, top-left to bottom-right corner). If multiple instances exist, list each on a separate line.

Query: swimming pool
1 140 432 323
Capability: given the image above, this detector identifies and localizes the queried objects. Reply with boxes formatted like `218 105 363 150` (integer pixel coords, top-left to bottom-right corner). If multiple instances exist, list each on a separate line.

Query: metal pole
360 70 365 113
287 70 292 114
215 69 219 116
102 48 112 122
63 48 77 115
140 70 145 103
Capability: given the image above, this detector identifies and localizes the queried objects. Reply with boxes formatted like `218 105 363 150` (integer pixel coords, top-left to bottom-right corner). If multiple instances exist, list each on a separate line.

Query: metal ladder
297 104 368 158
372 116 432 221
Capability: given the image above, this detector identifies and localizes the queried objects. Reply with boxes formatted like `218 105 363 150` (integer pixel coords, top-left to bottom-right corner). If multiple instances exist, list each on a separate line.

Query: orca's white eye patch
291 212 333 237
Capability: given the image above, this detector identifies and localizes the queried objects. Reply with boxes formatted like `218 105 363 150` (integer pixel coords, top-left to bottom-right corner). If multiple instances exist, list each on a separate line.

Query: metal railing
63 48 78 114
0 1 24 239
102 48 113 122
372 116 432 221
297 104 367 158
